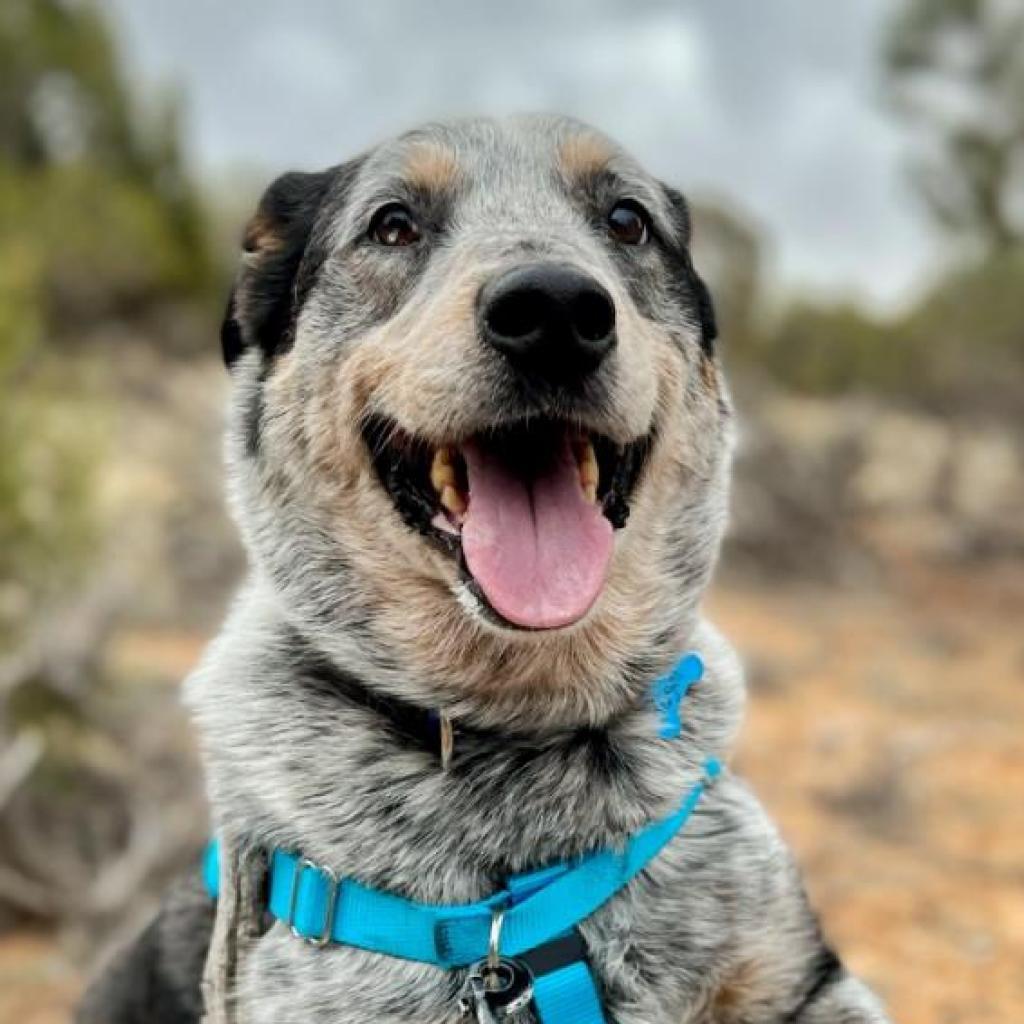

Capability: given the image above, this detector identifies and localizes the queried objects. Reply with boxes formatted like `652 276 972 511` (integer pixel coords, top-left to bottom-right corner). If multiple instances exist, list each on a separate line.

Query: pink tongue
461 437 613 629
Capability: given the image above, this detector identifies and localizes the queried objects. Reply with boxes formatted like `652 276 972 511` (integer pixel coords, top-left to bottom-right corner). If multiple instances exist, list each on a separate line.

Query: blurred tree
0 0 135 168
884 0 1024 253
0 0 215 355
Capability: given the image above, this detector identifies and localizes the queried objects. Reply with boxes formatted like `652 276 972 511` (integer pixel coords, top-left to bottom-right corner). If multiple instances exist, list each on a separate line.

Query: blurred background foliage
0 0 218 641
0 0 220 965
0 1 1021 1022
884 0 1024 254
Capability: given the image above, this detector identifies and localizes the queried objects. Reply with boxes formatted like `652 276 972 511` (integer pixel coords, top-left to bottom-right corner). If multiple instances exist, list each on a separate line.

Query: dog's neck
277 622 721 773
186 578 745 895
279 624 491 770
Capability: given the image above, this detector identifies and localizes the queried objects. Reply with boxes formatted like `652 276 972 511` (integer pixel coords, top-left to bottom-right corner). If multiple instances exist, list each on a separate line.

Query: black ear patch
660 184 718 355
220 288 245 367
691 271 718 353
222 163 361 368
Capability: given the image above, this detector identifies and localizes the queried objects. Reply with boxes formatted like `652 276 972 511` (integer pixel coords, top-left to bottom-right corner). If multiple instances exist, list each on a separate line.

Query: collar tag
439 712 454 771
652 652 703 740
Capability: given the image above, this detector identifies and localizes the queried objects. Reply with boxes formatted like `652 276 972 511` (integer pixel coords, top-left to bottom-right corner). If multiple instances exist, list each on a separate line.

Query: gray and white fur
77 115 890 1024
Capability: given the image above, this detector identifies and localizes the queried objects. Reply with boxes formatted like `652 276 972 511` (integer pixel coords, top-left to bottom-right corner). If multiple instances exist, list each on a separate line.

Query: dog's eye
607 200 651 246
369 203 421 247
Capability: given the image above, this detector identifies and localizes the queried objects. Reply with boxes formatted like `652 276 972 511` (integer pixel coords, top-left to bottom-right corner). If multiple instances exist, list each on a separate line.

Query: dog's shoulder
76 869 213 1024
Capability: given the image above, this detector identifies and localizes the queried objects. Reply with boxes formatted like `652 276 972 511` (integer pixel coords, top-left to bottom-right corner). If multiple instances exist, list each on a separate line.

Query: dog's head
222 115 732 728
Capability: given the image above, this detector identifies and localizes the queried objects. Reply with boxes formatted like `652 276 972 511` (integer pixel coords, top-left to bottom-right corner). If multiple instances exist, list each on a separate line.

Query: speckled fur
78 116 888 1024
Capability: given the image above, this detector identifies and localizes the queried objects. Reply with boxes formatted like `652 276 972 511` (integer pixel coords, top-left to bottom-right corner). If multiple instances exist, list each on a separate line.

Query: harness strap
206 757 719 970
535 962 605 1023
521 932 605 1024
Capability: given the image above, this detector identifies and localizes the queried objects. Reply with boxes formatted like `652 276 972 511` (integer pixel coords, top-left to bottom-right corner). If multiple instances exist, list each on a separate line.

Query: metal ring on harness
487 905 506 971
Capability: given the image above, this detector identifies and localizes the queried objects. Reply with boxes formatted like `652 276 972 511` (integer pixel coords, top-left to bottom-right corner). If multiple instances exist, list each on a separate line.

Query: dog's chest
192 623 743 1023
225 737 728 1024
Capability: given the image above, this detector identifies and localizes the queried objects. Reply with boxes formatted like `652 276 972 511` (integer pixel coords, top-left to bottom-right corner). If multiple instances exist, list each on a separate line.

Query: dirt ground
1 564 1021 1023
711 564 1024 1024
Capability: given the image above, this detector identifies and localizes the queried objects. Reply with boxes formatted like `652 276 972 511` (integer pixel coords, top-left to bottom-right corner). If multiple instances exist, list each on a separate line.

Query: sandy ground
2 565 1021 1023
710 564 1024 1024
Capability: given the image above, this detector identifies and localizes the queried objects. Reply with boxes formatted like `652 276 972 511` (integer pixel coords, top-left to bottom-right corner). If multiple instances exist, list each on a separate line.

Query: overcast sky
100 0 938 312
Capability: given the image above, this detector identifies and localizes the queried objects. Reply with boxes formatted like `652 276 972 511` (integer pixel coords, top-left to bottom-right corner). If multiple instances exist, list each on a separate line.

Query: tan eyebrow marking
557 133 614 180
403 143 461 191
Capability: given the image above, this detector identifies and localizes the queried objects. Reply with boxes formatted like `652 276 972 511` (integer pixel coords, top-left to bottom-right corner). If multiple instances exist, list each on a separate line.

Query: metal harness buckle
286 856 339 947
458 903 534 1022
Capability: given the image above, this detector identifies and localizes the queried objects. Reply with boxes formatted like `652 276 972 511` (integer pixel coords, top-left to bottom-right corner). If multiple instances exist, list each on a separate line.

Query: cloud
100 0 935 309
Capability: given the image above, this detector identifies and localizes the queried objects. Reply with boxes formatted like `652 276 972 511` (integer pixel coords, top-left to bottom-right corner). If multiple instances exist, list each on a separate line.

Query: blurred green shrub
736 244 1024 415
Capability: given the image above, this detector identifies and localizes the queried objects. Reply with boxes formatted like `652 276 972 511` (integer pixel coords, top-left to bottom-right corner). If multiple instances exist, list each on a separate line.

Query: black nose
479 263 616 382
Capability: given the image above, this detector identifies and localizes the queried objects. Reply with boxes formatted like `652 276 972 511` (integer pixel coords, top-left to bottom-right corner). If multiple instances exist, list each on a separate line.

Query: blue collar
203 652 714 1021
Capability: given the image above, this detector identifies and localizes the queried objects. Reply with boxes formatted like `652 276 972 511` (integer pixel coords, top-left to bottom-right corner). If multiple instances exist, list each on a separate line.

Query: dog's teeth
433 447 467 517
430 448 456 492
440 484 466 516
577 440 599 498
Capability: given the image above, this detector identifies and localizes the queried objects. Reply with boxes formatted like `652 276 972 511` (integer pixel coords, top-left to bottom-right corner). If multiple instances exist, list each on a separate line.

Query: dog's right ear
221 168 337 369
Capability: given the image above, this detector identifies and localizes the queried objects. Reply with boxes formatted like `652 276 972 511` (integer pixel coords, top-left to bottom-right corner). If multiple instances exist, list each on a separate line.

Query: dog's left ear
221 169 333 368
221 159 363 369
660 184 718 355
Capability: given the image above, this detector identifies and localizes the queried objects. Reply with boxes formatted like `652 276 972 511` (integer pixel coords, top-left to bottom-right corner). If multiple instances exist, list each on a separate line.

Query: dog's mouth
362 416 652 631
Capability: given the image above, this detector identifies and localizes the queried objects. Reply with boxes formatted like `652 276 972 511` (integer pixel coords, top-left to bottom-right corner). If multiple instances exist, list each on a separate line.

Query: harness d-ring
458 903 534 1018
487 904 506 971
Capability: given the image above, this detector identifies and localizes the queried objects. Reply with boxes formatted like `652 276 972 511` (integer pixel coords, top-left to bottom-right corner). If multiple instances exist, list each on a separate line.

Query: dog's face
223 115 732 727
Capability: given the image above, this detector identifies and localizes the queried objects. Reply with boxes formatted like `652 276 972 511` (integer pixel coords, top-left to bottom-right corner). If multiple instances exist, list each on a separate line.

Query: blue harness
203 653 715 1022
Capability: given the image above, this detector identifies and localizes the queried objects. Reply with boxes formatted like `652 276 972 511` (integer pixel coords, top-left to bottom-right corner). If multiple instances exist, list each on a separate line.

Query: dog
78 115 889 1024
